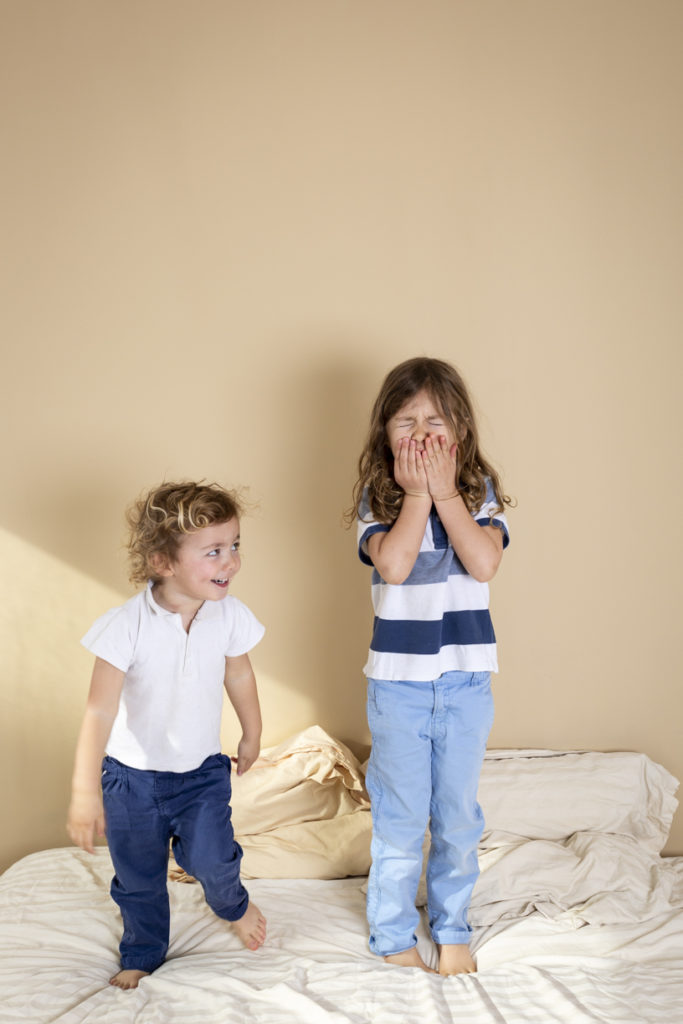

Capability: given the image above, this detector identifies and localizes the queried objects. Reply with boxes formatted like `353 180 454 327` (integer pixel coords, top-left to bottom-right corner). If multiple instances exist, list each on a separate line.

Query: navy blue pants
102 753 248 972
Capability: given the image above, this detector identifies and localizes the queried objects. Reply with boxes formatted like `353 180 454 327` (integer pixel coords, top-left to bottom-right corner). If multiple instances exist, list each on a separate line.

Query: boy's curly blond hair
126 481 243 585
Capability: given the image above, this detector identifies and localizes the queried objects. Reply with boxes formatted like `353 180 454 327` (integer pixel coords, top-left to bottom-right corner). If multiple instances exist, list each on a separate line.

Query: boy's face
157 518 241 605
386 389 457 458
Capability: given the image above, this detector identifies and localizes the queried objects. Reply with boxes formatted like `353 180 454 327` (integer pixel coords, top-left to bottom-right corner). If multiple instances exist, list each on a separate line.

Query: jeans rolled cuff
431 928 472 945
212 889 249 923
120 957 163 973
373 942 418 958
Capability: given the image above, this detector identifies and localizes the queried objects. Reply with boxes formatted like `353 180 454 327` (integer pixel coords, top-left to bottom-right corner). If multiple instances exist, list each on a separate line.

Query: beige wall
1 1 681 870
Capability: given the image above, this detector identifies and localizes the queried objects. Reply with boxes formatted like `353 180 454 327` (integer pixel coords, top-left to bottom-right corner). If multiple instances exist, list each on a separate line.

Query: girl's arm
367 437 432 584
224 653 262 775
424 434 504 582
433 496 504 581
67 657 124 854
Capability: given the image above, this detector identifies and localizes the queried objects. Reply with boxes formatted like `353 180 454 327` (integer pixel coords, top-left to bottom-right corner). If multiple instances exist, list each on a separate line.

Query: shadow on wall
0 479 135 601
1 339 390 756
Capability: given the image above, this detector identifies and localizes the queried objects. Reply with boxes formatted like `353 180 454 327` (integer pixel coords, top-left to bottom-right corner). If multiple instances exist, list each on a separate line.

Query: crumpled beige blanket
170 725 372 882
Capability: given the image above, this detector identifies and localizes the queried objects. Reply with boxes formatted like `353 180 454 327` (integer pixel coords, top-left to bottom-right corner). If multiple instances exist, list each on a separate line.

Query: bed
2 726 683 1023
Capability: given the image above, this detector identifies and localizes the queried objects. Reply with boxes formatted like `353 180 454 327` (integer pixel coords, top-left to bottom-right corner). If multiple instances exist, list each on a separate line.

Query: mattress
2 731 682 1023
1 847 682 1023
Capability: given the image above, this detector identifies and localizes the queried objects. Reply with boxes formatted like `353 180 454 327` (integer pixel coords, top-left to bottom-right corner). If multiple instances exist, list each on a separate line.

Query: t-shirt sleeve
357 489 389 566
80 605 136 672
223 598 266 657
474 479 510 548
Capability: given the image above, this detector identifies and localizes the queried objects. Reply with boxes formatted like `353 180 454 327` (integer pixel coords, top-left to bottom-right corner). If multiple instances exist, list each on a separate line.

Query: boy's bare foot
232 901 267 950
437 943 476 976
109 969 149 989
383 948 437 973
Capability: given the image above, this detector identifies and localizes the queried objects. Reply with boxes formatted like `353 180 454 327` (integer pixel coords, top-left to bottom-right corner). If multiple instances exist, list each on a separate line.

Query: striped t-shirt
357 484 509 681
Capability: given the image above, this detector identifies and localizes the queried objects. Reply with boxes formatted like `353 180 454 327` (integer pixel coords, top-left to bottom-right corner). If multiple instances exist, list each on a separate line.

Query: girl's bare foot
384 948 436 973
109 969 149 989
232 901 267 950
437 943 476 976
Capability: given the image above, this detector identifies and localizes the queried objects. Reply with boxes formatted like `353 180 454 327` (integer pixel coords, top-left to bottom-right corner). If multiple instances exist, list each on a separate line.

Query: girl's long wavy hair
347 357 511 525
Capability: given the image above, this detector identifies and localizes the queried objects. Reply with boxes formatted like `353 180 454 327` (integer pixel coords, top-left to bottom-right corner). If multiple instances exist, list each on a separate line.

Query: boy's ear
149 551 173 577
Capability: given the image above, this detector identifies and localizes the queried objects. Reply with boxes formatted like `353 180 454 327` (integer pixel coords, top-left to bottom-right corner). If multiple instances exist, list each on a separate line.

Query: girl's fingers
404 439 420 470
428 435 449 456
414 441 429 474
424 435 441 465
396 437 431 490
394 439 406 476
403 440 416 478
426 435 456 463
423 436 457 494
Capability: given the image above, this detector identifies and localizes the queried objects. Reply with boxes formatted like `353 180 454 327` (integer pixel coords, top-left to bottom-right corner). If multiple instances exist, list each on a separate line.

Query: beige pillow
231 725 369 836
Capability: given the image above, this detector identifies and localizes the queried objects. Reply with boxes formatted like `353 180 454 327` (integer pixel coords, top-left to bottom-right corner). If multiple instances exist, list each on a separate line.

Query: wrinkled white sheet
478 749 679 850
419 749 680 927
3 743 681 1021
2 847 683 1024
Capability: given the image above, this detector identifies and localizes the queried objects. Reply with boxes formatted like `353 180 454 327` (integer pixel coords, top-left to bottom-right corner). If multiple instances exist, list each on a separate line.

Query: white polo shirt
81 582 265 772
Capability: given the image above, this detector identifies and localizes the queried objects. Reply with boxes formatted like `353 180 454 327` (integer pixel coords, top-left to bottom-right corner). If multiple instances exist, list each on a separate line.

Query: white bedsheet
2 846 683 1024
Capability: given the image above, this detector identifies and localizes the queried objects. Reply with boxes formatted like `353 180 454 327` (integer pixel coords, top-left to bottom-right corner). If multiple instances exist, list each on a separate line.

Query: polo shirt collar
144 580 223 621
145 581 177 618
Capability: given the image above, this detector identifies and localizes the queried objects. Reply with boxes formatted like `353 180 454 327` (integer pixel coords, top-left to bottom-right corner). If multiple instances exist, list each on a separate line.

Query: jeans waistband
102 753 228 778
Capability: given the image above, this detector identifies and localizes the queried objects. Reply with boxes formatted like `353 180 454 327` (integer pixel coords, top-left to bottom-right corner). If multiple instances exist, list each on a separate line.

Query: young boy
67 481 266 990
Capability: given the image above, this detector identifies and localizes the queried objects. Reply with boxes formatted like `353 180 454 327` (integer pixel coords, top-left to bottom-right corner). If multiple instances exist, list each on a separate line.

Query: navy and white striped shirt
357 484 509 681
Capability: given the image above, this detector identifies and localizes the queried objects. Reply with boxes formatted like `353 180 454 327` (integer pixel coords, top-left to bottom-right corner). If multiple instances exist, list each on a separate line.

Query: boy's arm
67 657 124 854
224 653 262 775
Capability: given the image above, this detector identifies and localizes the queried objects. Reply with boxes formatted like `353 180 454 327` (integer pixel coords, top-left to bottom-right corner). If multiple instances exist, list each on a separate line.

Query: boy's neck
151 581 204 631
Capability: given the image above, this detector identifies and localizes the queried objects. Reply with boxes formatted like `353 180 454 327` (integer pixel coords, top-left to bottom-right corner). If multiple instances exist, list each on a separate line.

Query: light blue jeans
365 672 494 956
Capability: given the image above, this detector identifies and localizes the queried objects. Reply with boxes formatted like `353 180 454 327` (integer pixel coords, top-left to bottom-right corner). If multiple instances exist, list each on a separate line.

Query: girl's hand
423 435 458 499
393 437 430 497
232 735 260 776
67 792 105 854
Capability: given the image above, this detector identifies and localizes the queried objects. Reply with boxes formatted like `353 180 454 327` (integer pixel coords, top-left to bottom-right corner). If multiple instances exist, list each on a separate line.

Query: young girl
67 481 267 990
349 357 510 976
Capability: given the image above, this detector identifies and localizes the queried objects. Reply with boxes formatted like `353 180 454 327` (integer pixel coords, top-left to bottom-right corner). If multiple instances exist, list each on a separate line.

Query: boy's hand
67 792 105 854
423 435 458 498
232 735 260 776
